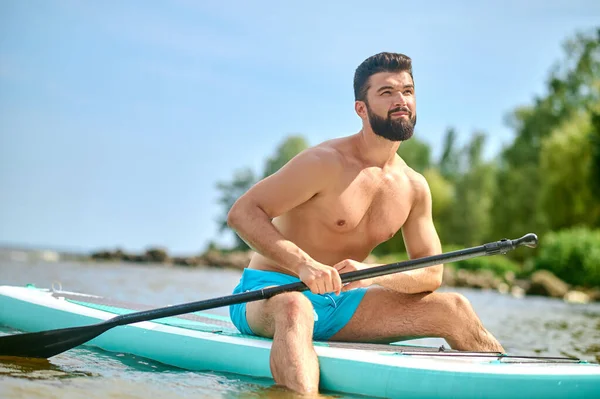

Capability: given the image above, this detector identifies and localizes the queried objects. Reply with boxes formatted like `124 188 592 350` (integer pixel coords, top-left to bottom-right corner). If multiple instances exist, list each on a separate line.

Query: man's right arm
226 147 342 294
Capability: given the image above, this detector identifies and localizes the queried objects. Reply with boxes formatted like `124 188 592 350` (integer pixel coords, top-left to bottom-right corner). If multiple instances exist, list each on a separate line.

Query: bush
453 255 520 277
534 227 600 287
374 247 520 278
440 244 520 276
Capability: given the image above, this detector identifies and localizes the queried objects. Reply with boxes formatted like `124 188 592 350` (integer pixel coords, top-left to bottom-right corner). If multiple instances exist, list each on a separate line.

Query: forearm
374 265 443 294
227 203 312 275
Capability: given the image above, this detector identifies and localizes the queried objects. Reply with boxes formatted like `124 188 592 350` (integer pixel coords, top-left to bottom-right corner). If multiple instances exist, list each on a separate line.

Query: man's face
363 71 417 142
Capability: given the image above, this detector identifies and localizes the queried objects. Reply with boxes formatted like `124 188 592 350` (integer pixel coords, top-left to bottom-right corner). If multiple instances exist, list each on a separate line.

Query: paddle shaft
108 233 538 327
0 233 538 359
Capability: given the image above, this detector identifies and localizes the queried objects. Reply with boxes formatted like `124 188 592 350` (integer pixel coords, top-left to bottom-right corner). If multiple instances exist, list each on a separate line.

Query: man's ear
355 101 368 119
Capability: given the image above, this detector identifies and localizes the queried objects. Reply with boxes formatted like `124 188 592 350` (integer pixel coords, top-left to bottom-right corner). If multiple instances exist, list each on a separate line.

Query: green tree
447 133 496 246
589 106 600 197
492 28 600 240
215 168 257 249
397 136 431 173
539 110 600 229
438 127 461 183
215 135 310 250
263 135 310 178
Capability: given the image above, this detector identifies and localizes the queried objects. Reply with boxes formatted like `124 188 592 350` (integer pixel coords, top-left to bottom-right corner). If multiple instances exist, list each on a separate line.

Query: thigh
245 298 273 337
329 286 456 343
246 290 315 338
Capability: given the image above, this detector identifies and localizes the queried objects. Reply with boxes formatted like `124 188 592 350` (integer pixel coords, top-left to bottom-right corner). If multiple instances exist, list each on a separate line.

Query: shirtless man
227 52 504 394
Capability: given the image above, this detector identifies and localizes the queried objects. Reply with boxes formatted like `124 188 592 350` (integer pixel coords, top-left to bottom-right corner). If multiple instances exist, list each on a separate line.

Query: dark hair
353 52 413 102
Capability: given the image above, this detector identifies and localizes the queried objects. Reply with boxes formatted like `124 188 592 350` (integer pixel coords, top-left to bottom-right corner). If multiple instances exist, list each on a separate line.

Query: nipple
336 220 346 227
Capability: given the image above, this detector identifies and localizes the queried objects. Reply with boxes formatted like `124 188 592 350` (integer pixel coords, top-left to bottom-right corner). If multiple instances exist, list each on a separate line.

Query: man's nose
393 92 408 107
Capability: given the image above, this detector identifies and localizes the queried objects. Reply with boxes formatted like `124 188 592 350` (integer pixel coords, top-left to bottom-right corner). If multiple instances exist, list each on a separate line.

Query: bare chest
312 171 412 245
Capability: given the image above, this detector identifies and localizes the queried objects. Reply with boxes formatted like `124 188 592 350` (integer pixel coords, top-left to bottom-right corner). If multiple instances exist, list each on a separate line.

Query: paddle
0 233 537 359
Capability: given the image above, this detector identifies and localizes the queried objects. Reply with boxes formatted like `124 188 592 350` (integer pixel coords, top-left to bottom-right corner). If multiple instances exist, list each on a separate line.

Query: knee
441 292 474 316
270 292 314 324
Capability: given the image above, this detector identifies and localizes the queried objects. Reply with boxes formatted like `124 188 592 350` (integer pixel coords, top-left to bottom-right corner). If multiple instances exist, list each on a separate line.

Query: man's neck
353 127 401 168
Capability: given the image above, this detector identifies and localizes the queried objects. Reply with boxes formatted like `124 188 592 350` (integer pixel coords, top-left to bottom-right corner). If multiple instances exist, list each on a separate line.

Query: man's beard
366 103 417 142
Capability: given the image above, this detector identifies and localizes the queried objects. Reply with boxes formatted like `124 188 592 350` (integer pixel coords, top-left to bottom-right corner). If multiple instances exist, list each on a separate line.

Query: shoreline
84 248 600 304
5 246 596 304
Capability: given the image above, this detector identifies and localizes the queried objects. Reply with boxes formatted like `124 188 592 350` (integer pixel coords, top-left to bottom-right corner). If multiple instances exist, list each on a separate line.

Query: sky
1 0 599 255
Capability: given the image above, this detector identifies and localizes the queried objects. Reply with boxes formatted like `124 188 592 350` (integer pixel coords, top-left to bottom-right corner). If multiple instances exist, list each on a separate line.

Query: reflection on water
0 340 337 399
0 355 94 380
0 259 599 398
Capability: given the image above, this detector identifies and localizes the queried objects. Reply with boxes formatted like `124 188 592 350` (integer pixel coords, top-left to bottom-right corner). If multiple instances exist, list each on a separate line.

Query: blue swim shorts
229 268 367 341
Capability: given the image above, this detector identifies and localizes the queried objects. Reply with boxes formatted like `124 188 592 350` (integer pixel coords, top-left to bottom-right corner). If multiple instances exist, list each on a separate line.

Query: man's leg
246 291 320 394
330 287 504 352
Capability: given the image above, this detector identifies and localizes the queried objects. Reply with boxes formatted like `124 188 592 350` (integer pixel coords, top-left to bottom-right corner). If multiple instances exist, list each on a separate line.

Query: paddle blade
0 323 111 358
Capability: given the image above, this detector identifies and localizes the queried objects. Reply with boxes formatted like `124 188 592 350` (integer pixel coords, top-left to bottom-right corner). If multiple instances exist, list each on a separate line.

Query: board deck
53 290 581 363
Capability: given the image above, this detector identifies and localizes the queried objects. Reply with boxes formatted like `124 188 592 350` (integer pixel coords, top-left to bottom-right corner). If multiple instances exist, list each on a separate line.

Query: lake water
1 258 599 398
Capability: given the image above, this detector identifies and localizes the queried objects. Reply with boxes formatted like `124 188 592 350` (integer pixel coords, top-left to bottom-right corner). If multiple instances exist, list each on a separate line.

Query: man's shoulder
394 160 430 201
281 142 345 182
406 167 428 187
393 155 425 181
301 139 348 168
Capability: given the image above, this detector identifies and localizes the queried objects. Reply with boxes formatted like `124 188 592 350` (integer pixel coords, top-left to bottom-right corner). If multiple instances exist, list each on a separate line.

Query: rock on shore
89 247 253 269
